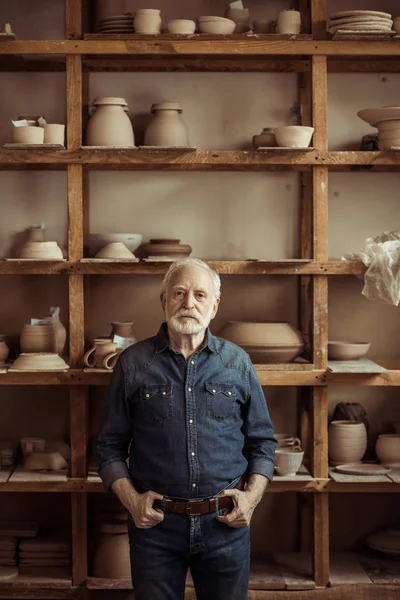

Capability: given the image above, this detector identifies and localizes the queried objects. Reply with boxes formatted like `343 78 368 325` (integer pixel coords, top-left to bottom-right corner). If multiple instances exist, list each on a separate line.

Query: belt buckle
186 500 201 517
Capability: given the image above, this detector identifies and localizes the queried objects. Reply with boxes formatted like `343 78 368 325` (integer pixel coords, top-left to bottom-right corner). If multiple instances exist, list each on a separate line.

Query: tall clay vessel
144 102 190 147
86 97 135 147
328 420 367 466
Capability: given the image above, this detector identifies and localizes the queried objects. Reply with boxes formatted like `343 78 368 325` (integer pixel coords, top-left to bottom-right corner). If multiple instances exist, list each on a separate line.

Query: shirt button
228 391 232 396
191 360 195 365
145 394 150 398
212 389 216 394
191 452 195 456
189 419 193 424
192 483 196 488
188 387 192 392
162 391 166 396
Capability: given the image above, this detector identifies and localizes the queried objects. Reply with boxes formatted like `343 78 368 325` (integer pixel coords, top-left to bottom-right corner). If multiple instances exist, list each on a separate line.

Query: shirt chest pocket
205 382 236 422
139 384 173 423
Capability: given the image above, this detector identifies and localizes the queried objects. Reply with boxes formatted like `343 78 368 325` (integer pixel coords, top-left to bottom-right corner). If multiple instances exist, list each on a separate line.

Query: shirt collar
155 322 217 354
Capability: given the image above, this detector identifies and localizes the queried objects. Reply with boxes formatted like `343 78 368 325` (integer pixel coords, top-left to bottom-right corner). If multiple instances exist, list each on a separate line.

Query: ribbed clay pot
86 97 135 147
144 103 190 147
134 9 162 34
328 420 367 466
376 434 400 465
92 532 130 578
20 324 56 353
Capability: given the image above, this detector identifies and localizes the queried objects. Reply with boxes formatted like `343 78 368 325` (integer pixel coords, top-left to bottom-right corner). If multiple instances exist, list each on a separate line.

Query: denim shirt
94 323 277 499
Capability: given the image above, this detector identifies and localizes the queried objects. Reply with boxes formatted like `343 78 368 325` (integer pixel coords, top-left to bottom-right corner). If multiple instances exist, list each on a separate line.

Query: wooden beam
299 0 311 35
311 0 327 40
68 165 83 261
84 58 311 72
66 56 82 149
312 387 328 478
312 56 328 152
66 0 82 40
313 494 329 587
71 493 87 586
70 387 88 478
69 275 84 367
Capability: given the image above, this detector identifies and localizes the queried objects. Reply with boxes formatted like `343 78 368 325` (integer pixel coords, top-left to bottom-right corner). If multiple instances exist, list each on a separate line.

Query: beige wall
0 0 400 552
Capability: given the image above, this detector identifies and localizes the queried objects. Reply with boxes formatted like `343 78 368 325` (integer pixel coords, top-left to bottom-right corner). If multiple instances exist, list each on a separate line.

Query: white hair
161 258 221 299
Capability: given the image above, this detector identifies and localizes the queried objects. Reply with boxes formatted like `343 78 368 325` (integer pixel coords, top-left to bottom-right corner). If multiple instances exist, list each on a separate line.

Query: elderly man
94 258 277 600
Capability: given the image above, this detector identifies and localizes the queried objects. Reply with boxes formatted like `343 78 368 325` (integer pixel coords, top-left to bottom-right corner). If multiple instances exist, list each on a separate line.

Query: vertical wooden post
66 0 82 39
312 387 328 479
310 0 327 39
313 494 329 587
299 0 311 35
71 493 88 587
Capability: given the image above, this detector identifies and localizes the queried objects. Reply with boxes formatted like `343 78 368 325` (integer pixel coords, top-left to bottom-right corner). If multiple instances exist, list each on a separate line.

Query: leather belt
153 477 245 517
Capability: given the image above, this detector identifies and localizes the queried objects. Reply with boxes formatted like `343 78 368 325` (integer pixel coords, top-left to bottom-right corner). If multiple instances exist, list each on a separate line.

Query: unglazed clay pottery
134 9 162 34
276 435 302 449
357 107 400 128
20 324 56 353
275 448 304 476
12 126 44 144
328 341 370 360
95 242 135 259
111 321 135 338
27 225 46 242
9 353 69 371
43 316 67 355
379 138 400 150
45 439 71 461
86 97 135 147
24 450 67 471
84 233 143 256
198 18 236 34
0 340 9 365
276 10 301 34
328 420 367 466
366 529 400 555
94 0 125 26
20 437 46 457
144 102 190 147
274 126 314 148
92 532 130 578
42 124 65 145
142 239 192 258
335 463 391 476
253 128 277 148
378 128 400 140
84 340 121 369
20 241 63 259
376 434 400 464
224 8 250 32
253 19 273 33
167 19 196 34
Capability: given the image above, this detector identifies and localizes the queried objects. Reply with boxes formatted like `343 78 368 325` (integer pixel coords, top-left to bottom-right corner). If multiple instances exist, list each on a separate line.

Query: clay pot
144 102 190 147
276 435 301 449
95 242 135 259
84 233 143 256
328 421 367 466
253 128 277 149
24 450 67 471
376 434 400 465
328 341 370 360
86 98 135 147
84 340 121 369
42 124 65 145
167 19 196 34
12 126 44 144
274 126 314 148
275 448 304 476
45 316 67 355
0 340 10 365
224 8 250 32
134 9 162 34
20 437 46 457
92 532 130 578
142 239 192 258
20 324 56 353
45 439 71 461
276 10 301 34
20 241 63 259
198 18 236 34
253 20 272 33
27 226 46 242
9 353 70 371
111 322 135 338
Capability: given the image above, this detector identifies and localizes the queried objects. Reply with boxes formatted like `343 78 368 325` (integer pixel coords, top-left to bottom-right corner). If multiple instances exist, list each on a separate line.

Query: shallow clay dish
9 353 70 371
335 463 391 476
143 240 192 257
358 107 400 127
241 344 305 363
219 321 304 346
330 10 391 20
328 340 370 360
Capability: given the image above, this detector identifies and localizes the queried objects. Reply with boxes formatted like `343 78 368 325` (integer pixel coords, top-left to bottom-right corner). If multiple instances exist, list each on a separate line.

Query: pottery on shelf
224 8 250 32
167 19 196 34
92 531 130 578
253 128 277 149
27 225 46 242
275 448 304 476
12 125 44 144
376 434 400 465
274 126 314 148
42 124 65 145
43 315 67 355
9 353 70 371
328 341 370 360
134 9 162 34
0 339 9 365
19 241 63 260
84 233 143 257
142 238 192 258
198 17 236 34
111 321 135 338
357 107 400 128
218 321 305 363
20 437 46 457
253 19 272 33
95 242 135 259
45 439 71 461
144 102 190 147
328 420 367 466
86 97 135 147
20 324 56 353
275 434 302 449
276 9 301 34
24 450 67 471
84 340 122 369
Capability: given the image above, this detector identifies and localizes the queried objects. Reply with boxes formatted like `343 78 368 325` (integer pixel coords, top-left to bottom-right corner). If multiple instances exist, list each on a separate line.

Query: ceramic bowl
328 341 370 360
378 128 400 140
95 242 135 259
358 107 400 128
10 353 70 371
274 126 314 148
376 434 400 465
20 241 63 259
224 8 250 23
253 19 272 33
219 321 304 346
377 119 400 132
12 125 44 144
167 19 196 34
240 344 304 363
198 16 232 22
275 448 304 476
253 128 277 148
198 18 235 34
142 239 192 257
84 234 143 256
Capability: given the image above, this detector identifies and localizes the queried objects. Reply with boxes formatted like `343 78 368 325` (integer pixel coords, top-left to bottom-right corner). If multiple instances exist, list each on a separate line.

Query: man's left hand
215 489 256 528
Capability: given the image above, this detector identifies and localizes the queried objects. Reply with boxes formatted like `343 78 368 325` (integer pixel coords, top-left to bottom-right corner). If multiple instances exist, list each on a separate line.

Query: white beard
166 305 214 335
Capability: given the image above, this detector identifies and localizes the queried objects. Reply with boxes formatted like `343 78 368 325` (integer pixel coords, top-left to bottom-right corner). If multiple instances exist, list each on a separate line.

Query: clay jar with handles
134 9 162 34
144 102 190 147
86 97 135 147
328 420 367 466
84 339 121 370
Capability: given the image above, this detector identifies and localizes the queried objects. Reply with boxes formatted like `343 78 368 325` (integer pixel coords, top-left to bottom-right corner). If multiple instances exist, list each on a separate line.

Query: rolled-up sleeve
241 359 277 482
93 357 132 490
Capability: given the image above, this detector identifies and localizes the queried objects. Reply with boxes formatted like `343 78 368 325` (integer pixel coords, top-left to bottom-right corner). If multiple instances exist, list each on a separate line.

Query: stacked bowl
197 16 235 34
358 107 400 150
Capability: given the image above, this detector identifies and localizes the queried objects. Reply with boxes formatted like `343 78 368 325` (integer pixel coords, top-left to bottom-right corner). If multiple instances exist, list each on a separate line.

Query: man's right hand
130 490 165 529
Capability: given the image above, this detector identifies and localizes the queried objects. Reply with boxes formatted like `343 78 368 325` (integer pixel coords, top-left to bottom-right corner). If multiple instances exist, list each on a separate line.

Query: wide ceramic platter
330 10 392 19
335 463 391 476
358 107 400 127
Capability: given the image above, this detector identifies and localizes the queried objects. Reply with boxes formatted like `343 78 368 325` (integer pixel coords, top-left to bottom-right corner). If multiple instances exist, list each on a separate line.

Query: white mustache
178 311 199 319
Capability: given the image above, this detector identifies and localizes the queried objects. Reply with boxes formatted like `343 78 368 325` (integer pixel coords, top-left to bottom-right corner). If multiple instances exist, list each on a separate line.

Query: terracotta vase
0 339 9 365
20 324 56 353
376 434 400 465
134 9 162 34
111 321 135 338
92 532 130 578
86 97 135 147
144 103 190 147
84 340 121 369
328 420 367 466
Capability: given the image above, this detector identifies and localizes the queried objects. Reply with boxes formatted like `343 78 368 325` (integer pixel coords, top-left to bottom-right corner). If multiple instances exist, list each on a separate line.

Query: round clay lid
92 97 128 107
151 102 183 113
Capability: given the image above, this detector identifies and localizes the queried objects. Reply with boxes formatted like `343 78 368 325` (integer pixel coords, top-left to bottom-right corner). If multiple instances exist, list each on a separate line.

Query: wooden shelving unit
1 0 400 598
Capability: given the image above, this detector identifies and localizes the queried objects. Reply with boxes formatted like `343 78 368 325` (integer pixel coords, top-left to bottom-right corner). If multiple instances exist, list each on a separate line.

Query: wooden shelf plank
272 553 316 590
8 568 72 589
329 553 373 586
328 359 387 374
329 466 391 484
8 467 68 483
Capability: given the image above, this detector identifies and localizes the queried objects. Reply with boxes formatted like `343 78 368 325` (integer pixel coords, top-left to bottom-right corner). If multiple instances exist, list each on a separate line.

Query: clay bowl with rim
12 125 44 144
10 353 70 371
20 241 63 259
84 233 142 256
253 128 277 148
95 242 135 259
167 19 196 34
328 340 370 360
274 126 314 148
240 344 305 363
198 18 236 34
143 240 192 257
376 434 400 464
219 321 304 346
357 107 400 128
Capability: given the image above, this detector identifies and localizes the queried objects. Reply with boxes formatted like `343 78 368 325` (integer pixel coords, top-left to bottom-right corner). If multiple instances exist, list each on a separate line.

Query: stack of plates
97 14 134 34
366 529 400 556
19 537 71 567
0 537 18 567
328 10 393 35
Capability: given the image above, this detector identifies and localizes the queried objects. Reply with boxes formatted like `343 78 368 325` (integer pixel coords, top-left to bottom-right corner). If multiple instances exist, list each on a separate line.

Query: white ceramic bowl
84 234 143 256
167 19 196 34
13 126 44 144
274 126 314 148
198 18 235 34
328 341 370 360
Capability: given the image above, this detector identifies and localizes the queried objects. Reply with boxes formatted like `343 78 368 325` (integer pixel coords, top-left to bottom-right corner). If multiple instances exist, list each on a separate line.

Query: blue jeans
128 508 250 600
